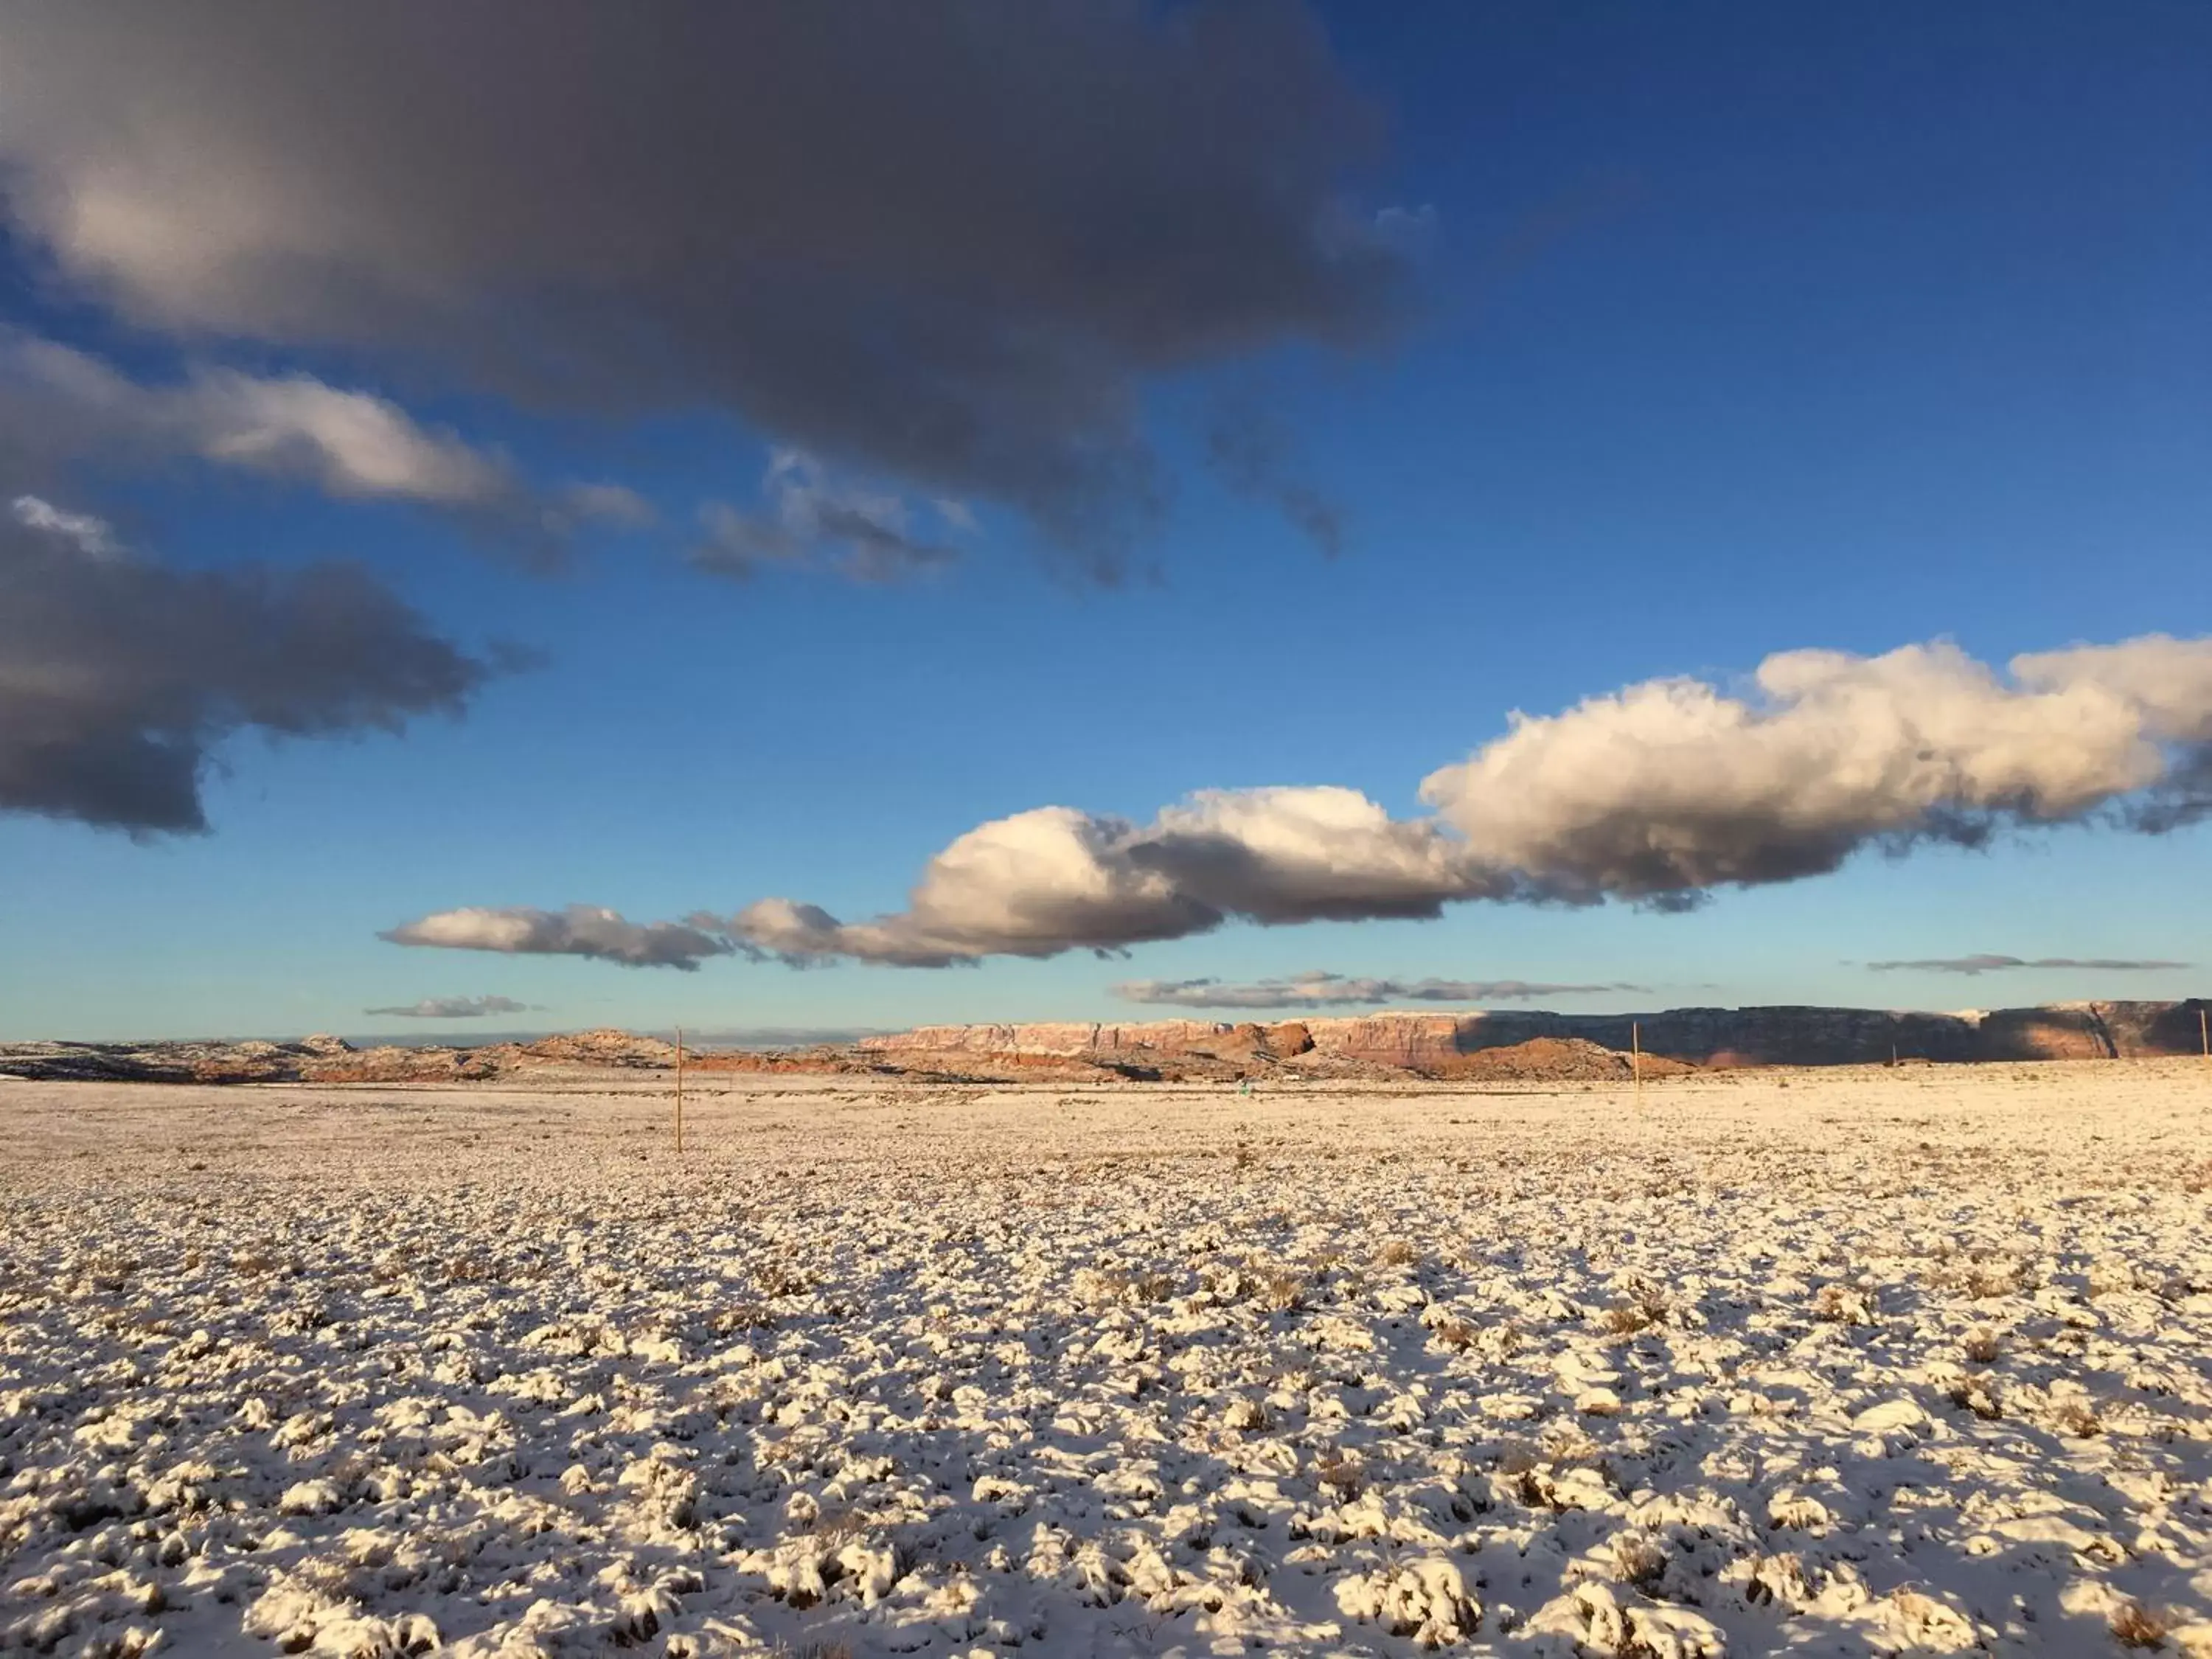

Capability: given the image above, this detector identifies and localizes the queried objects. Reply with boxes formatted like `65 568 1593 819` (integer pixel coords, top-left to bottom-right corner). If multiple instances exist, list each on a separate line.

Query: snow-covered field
4 1063 2210 1658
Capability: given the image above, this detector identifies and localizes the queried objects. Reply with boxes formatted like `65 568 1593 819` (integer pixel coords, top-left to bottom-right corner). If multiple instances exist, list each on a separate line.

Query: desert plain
3 1062 2210 1657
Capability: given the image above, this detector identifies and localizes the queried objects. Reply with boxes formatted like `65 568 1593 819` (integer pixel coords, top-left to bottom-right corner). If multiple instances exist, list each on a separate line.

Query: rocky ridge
861 1000 2212 1071
4 1001 2202 1087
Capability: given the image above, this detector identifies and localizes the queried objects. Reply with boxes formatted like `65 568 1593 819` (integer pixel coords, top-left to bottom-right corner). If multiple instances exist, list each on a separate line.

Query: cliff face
7 1001 2202 1086
865 1021 1229 1056
853 1000 2208 1071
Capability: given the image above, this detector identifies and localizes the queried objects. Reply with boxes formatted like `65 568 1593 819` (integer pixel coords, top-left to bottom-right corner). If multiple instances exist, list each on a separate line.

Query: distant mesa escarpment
0 1029 677 1086
845 1001 2208 1079
2 1002 2205 1087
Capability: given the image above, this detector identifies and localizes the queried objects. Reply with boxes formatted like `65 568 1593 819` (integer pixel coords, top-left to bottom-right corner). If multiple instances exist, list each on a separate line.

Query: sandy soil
3 1063 2210 1656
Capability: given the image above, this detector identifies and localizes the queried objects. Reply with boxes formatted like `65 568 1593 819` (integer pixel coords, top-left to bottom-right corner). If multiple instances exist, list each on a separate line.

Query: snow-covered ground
4 1063 2210 1657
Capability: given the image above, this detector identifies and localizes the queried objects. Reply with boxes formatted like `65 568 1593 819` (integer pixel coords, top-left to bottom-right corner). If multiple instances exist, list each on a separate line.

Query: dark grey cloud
364 995 535 1019
689 451 961 585
382 635 2212 970
1116 973 1643 1009
379 906 731 971
0 1 1404 578
1205 400 1345 557
1 501 498 833
1867 954 2190 977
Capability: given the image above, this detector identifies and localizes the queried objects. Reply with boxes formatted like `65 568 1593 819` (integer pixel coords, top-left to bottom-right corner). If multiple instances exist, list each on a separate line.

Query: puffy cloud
690 451 961 584
730 787 1498 965
1867 954 2190 976
0 2 1403 577
732 637 2212 964
0 334 639 563
379 906 731 970
382 633 2212 969
1 506 497 832
1418 638 2212 900
1116 972 1643 1009
364 995 534 1018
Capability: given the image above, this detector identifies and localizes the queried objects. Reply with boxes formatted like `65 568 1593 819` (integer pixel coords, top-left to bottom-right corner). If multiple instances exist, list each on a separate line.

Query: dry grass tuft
1610 1528 1668 1593
1945 1380 2001 1422
2051 1397 2104 1438
1429 1318 1478 1351
1598 1279 1672 1336
1811 1284 1876 1326
1222 1398 1270 1432
1074 1266 1178 1309
2110 1601 2168 1650
1599 1302 1655 1336
755 1259 816 1300
1312 1448 1365 1499
803 1506 872 1544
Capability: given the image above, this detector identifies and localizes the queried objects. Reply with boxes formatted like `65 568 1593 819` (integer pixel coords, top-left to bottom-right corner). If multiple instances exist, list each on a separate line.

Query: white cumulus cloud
380 633 2212 969
1115 973 1643 1009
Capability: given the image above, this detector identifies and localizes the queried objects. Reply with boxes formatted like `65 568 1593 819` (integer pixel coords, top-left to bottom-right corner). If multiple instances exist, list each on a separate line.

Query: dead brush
1428 1317 1479 1352
2086 1260 2143 1299
1811 1284 1877 1326
1967 1259 2032 1299
714 1301 777 1334
2110 1601 2169 1650
1945 1380 2001 1422
1506 1466 1550 1509
1610 1528 1669 1593
439 1252 508 1285
1599 1301 1655 1337
69 1251 140 1295
1254 1268 1307 1312
1598 1279 1672 1336
801 1506 872 1544
755 1259 816 1300
2051 1397 2104 1438
1928 1251 2033 1301
1074 1266 1177 1309
1312 1448 1365 1500
1222 1398 1270 1432
1375 1240 1422 1268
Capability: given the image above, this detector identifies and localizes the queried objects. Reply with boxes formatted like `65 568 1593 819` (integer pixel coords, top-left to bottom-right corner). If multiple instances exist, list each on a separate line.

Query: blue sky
1 2 2207 1039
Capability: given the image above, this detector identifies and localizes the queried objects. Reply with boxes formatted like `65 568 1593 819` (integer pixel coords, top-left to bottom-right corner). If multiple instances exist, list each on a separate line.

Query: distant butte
3 1001 2206 1086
